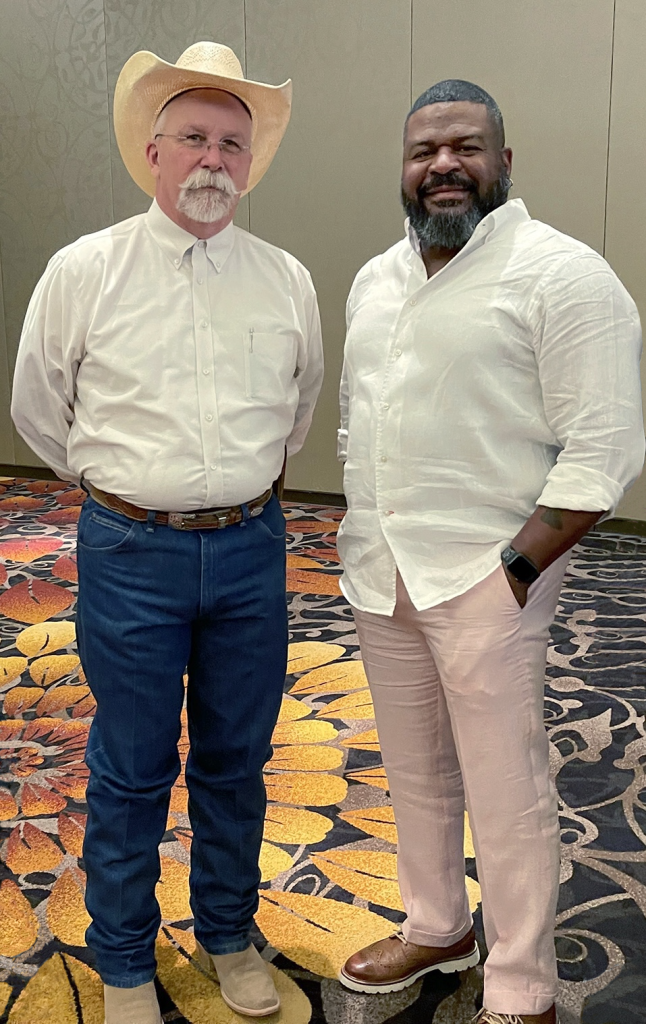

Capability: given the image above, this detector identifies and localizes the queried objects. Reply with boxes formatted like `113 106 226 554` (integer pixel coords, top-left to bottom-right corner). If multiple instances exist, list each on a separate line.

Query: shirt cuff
536 466 627 518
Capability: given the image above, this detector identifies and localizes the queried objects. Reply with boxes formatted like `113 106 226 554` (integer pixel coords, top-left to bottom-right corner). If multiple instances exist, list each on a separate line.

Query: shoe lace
393 931 409 946
472 1012 524 1024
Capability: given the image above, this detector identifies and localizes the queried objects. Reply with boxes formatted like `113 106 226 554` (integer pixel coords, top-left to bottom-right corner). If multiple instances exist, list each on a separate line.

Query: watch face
508 552 540 584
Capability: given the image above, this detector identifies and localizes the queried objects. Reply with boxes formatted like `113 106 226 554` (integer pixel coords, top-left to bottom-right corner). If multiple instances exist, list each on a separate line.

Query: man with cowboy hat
12 42 323 1024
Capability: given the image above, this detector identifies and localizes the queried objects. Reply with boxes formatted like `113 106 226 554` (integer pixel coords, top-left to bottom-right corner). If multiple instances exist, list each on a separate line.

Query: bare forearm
512 506 605 572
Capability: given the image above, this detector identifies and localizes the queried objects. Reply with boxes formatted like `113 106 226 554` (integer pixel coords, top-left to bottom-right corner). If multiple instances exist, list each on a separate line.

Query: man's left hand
503 565 530 608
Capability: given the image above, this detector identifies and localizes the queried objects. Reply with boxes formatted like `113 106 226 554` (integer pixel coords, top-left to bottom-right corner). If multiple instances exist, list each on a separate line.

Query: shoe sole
220 990 281 1017
338 944 480 994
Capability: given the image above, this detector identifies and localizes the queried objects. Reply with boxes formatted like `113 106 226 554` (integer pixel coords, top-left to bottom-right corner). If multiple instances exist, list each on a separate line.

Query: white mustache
180 169 242 196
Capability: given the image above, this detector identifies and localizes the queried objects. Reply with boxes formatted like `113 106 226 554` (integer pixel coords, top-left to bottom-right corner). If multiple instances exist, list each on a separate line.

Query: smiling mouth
427 187 471 198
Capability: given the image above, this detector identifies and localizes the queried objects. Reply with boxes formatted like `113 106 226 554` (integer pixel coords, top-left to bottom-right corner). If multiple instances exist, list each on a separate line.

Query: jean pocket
77 505 138 552
253 498 287 541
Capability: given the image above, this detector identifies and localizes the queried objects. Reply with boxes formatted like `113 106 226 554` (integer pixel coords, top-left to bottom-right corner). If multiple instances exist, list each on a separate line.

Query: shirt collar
406 197 530 262
145 199 236 272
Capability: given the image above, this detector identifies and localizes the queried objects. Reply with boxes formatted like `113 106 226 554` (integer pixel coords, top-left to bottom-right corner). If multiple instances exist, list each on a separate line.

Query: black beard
401 169 512 251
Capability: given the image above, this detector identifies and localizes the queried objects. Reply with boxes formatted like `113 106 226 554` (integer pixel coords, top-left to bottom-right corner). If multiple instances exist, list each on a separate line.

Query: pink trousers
351 556 570 1015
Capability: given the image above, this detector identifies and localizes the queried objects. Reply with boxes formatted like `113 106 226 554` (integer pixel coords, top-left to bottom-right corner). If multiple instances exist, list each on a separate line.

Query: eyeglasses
154 133 250 157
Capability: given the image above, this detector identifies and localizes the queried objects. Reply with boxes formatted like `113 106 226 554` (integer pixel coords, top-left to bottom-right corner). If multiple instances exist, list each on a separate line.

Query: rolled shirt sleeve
533 253 645 514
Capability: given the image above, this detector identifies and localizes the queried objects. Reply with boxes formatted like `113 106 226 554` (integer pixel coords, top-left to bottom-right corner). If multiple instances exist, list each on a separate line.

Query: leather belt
87 484 273 531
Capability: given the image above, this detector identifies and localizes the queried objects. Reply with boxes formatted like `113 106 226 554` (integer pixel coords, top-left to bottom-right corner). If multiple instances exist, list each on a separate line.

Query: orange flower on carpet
39 506 83 526
286 554 342 595
0 496 45 513
26 480 68 494
52 555 78 583
0 537 63 563
0 717 90 820
0 579 75 624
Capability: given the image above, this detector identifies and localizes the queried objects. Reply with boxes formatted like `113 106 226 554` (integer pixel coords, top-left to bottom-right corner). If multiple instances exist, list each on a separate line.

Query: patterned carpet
0 477 645 1024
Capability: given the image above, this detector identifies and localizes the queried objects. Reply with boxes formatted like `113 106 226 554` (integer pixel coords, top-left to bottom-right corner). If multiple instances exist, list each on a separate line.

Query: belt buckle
168 512 195 530
250 505 264 518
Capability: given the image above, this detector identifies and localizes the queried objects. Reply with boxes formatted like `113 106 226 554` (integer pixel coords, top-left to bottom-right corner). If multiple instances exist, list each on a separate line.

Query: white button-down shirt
12 200 323 510
337 199 644 615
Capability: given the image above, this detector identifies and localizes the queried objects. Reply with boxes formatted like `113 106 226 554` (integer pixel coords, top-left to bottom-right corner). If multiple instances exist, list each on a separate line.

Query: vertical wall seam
602 0 617 257
243 0 251 233
0 256 16 464
410 0 414 106
102 0 115 226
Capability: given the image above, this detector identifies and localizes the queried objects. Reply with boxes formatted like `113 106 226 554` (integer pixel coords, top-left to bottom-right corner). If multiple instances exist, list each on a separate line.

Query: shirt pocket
244 331 298 404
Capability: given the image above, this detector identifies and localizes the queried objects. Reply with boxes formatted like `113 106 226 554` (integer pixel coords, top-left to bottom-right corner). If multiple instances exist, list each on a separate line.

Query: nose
199 144 225 172
427 145 462 176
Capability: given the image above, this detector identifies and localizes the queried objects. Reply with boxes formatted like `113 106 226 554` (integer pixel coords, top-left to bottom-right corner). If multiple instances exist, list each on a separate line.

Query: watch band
501 545 541 585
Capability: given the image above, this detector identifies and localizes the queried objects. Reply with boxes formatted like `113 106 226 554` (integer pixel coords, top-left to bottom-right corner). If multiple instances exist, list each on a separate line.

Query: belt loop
240 503 250 527
145 509 156 534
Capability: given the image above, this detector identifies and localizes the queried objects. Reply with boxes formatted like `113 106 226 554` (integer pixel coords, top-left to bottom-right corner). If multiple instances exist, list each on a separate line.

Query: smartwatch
501 545 541 585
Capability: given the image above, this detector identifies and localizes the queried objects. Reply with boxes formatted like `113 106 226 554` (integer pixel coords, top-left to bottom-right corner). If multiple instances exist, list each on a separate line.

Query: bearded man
336 80 643 1024
12 43 323 1024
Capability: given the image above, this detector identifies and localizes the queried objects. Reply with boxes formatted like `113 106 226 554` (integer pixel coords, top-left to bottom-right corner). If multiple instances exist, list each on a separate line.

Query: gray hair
407 80 505 146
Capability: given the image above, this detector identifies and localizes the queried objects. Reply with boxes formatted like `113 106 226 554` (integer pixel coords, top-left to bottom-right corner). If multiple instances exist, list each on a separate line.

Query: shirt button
200 320 208 329
197 277 204 285
381 402 389 410
409 299 417 306
380 455 387 463
205 413 213 422
210 463 217 470
393 349 402 358
174 258 181 266
202 368 210 376
198 240 206 248
215 262 221 270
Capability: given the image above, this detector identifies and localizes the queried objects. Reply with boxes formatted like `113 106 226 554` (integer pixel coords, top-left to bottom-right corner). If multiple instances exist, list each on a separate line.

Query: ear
145 140 161 179
502 147 513 176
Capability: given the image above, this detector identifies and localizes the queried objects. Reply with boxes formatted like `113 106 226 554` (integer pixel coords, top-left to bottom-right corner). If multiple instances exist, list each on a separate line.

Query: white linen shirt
337 199 644 615
12 200 323 510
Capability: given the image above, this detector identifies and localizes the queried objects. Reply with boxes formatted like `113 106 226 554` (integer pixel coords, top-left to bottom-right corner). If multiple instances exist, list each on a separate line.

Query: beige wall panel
0 0 113 467
604 0 646 521
0 267 14 463
245 0 411 493
0 0 113 365
104 0 248 228
412 0 614 253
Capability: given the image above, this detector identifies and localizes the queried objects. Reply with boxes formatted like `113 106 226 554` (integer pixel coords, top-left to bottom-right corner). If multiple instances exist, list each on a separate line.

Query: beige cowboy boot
196 940 280 1016
103 981 162 1024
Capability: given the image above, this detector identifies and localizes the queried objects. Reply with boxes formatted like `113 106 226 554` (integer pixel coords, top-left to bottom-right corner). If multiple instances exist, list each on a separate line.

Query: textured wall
0 0 644 518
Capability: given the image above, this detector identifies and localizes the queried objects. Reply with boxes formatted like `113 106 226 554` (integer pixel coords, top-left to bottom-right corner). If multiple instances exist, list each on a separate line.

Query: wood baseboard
0 463 59 480
283 488 346 508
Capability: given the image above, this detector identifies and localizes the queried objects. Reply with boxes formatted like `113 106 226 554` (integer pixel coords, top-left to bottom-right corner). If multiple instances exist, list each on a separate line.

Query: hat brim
114 50 292 197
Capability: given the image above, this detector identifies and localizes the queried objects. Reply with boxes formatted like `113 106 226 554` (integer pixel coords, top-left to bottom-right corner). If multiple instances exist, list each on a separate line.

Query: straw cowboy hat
113 41 292 197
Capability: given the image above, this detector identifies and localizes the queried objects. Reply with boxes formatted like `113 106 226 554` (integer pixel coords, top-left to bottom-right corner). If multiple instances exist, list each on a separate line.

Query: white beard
176 169 238 223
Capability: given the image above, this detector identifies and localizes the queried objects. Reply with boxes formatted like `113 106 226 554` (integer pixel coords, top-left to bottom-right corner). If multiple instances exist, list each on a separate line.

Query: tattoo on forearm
541 508 564 531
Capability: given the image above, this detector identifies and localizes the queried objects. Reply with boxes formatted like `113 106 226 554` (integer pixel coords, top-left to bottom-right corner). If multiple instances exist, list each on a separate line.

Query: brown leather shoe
339 927 480 993
471 1007 558 1023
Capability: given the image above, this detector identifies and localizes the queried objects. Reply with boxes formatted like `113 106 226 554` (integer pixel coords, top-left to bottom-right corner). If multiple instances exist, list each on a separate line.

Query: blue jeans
76 494 288 988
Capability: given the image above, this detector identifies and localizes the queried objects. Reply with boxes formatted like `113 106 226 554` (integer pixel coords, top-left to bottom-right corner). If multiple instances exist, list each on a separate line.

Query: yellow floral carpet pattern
0 478 645 1024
